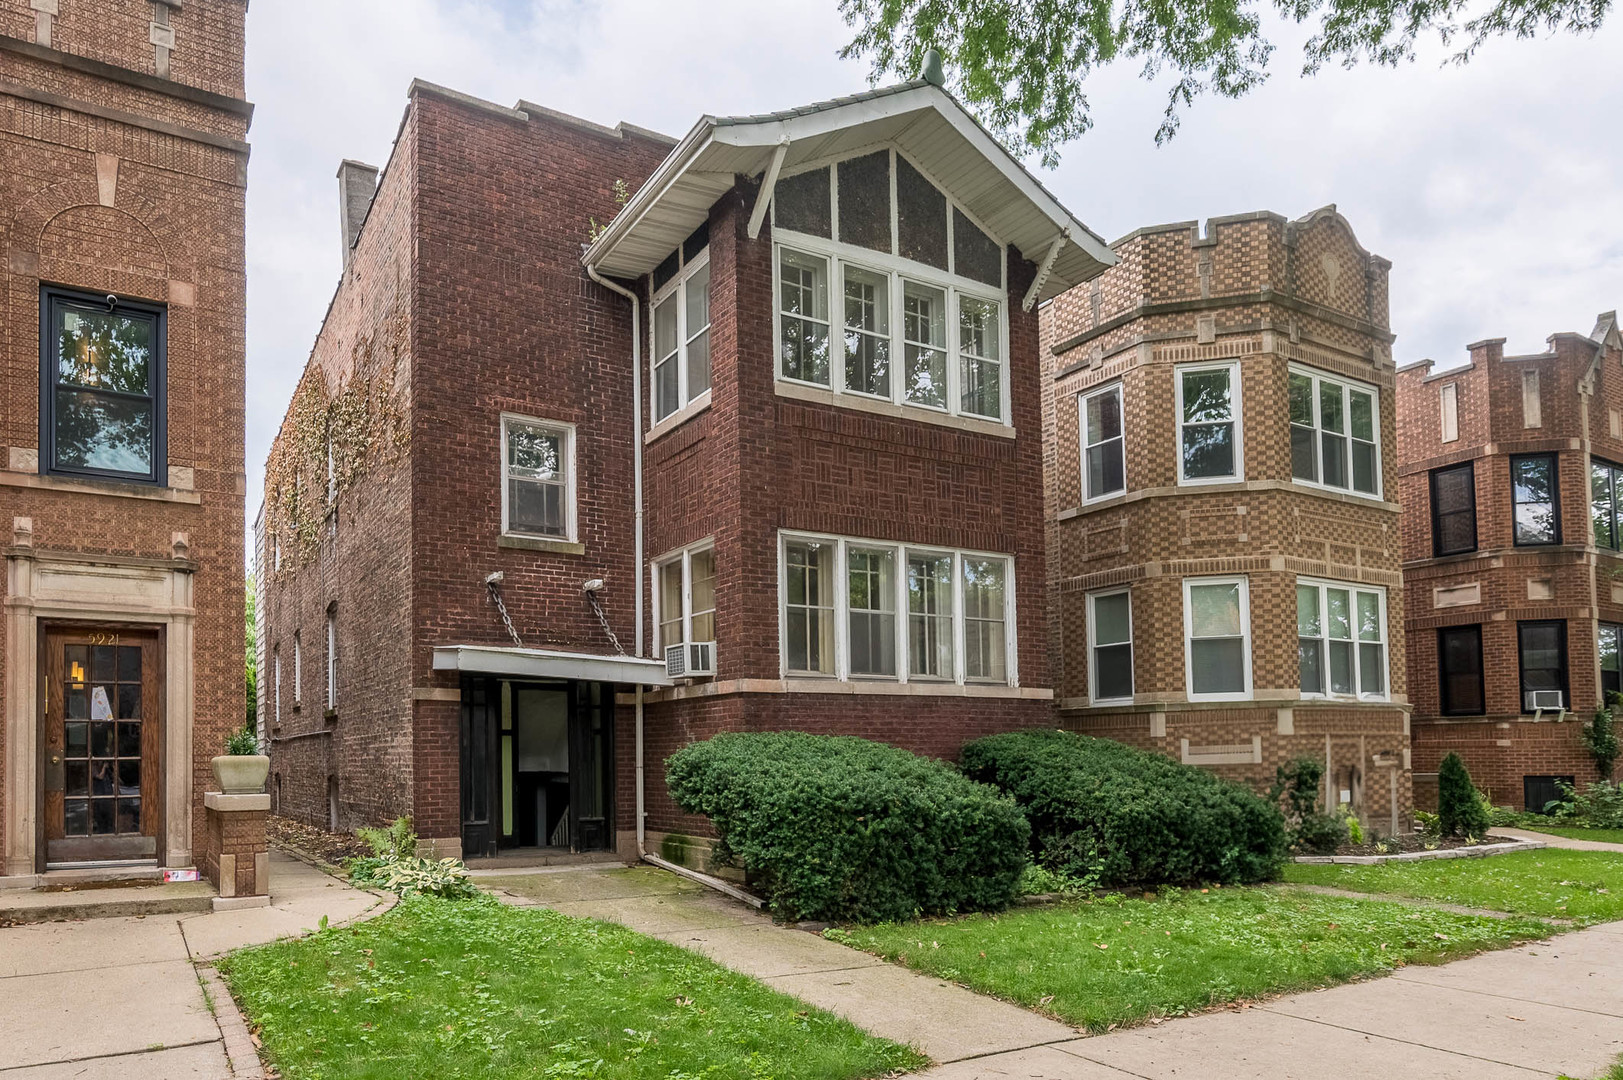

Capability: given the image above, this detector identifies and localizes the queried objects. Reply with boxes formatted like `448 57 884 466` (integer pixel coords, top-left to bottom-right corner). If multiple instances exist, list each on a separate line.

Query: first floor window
292 630 302 705
1178 363 1240 482
325 606 338 710
657 544 717 653
1593 459 1623 550
502 416 573 540
273 645 282 725
1518 620 1568 712
1185 577 1250 699
41 287 166 484
1297 579 1387 698
1289 367 1380 496
1080 383 1125 501
782 535 1013 685
1088 589 1133 703
1438 625 1485 715
1511 454 1559 545
1430 461 1477 556
1601 622 1622 700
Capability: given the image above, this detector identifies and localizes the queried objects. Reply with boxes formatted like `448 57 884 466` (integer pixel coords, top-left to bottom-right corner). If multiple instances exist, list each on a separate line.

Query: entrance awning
432 645 672 687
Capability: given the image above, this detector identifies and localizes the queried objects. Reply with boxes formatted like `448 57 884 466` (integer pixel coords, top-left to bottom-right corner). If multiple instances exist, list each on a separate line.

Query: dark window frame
1509 452 1561 547
1437 624 1486 716
1429 460 1477 557
1602 622 1623 701
1592 457 1623 550
1517 619 1569 714
1524 774 1576 815
39 286 167 486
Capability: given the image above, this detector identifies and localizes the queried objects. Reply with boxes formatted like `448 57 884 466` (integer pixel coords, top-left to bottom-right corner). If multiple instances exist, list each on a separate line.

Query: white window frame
1439 382 1459 443
292 630 302 706
1086 587 1134 705
500 413 577 542
325 605 337 710
1182 575 1253 702
771 147 1010 426
652 539 717 654
776 531 1017 687
1079 382 1126 503
1288 365 1383 500
649 246 712 425
1175 361 1244 486
273 645 281 725
1295 577 1389 702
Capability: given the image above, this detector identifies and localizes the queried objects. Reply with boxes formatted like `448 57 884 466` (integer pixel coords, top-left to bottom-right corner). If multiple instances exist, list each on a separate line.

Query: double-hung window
1289 367 1380 496
292 630 302 706
656 543 717 654
1184 577 1251 700
325 605 337 710
1297 579 1387 699
272 645 282 725
1511 453 1559 546
780 533 1015 685
1087 589 1133 703
773 148 1008 425
501 415 574 541
1177 362 1241 483
1438 625 1485 715
1430 461 1477 556
650 233 711 424
1601 622 1622 700
1079 383 1125 501
1518 620 1568 712
41 287 166 485
1592 459 1623 549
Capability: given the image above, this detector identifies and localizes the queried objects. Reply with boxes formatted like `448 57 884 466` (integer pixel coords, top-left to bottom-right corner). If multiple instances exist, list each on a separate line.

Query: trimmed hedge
665 731 1030 922
961 730 1287 887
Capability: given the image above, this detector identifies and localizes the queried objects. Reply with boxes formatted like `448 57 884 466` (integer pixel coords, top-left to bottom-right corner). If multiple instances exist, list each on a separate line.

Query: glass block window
42 288 165 484
501 416 573 540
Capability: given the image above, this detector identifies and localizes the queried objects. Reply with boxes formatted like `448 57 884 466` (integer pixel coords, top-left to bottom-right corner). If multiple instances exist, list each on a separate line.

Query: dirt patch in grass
268 814 372 867
1320 833 1523 857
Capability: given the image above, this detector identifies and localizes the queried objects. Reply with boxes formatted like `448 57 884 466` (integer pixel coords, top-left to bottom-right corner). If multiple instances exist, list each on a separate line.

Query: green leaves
840 0 1613 162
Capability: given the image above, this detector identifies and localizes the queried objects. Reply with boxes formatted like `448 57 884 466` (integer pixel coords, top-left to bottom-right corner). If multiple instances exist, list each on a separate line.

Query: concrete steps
0 881 216 924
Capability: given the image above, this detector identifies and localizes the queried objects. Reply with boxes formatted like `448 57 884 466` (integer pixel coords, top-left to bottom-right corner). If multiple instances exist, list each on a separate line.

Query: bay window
1593 459 1623 549
1289 367 1381 497
1177 363 1241 483
650 234 711 424
1297 579 1388 699
1601 623 1622 700
1510 453 1559 546
1079 383 1125 501
1184 577 1251 700
780 533 1016 686
1087 589 1133 703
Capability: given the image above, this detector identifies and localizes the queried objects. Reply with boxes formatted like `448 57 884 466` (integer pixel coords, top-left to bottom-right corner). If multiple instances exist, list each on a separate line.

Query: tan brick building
1039 208 1413 834
1397 316 1623 810
0 0 248 882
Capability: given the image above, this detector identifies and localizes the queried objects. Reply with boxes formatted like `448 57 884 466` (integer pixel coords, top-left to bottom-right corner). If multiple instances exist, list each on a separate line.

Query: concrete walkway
489 866 1623 1080
0 852 387 1078
1497 827 1623 853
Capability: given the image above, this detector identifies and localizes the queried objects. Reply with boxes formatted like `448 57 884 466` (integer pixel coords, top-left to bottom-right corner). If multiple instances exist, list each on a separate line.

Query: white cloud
243 0 1623 559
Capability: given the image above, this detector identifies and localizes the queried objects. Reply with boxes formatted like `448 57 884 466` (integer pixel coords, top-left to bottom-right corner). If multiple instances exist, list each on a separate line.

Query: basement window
501 415 575 541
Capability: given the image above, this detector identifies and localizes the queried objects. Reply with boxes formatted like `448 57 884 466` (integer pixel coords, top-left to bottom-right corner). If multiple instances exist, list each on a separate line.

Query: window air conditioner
666 641 715 680
1526 689 1564 712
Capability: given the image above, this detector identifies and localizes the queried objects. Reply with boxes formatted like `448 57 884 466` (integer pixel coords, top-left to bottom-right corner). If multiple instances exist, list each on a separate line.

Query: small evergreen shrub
1437 753 1491 837
960 730 1287 887
1293 812 1348 855
1267 757 1345 854
665 732 1030 923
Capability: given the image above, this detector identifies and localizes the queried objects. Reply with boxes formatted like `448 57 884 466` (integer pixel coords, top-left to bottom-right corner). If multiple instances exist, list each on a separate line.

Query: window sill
646 393 712 444
774 380 1015 439
623 678 1050 704
499 534 586 555
324 708 338 724
0 469 202 504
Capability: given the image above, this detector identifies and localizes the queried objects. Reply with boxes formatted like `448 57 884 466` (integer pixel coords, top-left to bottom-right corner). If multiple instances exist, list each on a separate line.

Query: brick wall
1039 208 1411 830
0 1 247 869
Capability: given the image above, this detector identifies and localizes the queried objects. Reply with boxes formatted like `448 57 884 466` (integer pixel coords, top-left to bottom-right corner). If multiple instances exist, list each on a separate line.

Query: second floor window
1511 454 1559 545
325 605 337 710
501 415 574 541
1429 461 1476 556
651 234 711 423
1289 367 1380 497
1080 383 1125 501
1593 459 1623 550
1177 362 1240 483
1297 579 1387 699
41 288 166 485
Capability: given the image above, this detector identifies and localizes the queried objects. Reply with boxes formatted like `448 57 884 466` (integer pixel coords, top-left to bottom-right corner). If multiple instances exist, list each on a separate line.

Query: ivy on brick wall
264 303 409 572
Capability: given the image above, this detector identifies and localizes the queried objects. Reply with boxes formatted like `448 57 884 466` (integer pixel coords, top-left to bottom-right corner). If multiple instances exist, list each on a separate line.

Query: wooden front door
41 627 163 865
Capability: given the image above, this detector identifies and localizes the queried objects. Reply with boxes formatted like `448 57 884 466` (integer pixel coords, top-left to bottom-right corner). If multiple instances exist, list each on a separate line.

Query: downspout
586 263 648 857
1581 347 1602 712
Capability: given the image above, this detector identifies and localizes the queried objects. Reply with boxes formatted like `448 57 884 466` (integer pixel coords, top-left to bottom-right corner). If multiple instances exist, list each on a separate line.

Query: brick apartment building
256 73 1115 860
0 0 248 882
1397 315 1623 810
1038 208 1414 834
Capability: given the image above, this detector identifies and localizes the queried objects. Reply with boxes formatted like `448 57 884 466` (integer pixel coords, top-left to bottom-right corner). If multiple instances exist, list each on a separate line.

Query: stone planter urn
211 754 270 795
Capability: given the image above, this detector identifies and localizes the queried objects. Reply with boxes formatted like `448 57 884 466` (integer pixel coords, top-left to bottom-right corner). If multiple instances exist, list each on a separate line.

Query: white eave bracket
1022 229 1069 312
747 137 791 240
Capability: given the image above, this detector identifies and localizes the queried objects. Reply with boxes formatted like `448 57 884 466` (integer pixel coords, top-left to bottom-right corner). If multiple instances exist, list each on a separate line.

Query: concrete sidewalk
490 866 1623 1080
1498 827 1623 853
0 852 388 1078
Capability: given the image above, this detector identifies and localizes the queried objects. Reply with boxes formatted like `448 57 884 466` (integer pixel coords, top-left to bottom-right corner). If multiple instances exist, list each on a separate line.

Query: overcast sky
242 0 1623 560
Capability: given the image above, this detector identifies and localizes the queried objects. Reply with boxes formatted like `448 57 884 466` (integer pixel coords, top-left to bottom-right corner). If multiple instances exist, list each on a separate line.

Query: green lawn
219 896 925 1080
1515 825 1623 845
1282 849 1623 924
828 887 1551 1032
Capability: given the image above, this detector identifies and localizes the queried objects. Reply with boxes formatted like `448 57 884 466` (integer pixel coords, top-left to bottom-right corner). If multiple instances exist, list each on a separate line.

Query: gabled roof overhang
582 82 1115 304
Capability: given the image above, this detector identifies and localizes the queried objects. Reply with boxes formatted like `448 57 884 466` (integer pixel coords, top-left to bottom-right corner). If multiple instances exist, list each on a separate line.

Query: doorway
459 678 612 857
40 626 163 867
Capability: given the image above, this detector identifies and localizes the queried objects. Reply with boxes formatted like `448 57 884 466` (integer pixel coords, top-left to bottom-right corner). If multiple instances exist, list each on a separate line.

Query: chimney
336 160 379 269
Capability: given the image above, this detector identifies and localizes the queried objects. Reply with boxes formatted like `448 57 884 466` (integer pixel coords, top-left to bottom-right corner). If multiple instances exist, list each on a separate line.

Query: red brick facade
0 1 248 880
1397 321 1622 808
1039 209 1414 833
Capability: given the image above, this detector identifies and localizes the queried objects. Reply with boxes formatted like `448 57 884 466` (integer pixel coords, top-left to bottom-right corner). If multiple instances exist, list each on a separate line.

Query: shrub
1414 808 1440 835
1267 757 1346 853
1437 753 1491 837
1552 779 1623 828
358 815 417 859
349 855 478 900
1293 812 1348 854
664 731 1029 923
224 725 261 756
1583 696 1620 780
960 730 1287 887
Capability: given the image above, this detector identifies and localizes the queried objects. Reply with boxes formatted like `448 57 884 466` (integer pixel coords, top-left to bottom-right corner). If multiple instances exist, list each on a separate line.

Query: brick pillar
203 793 271 910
